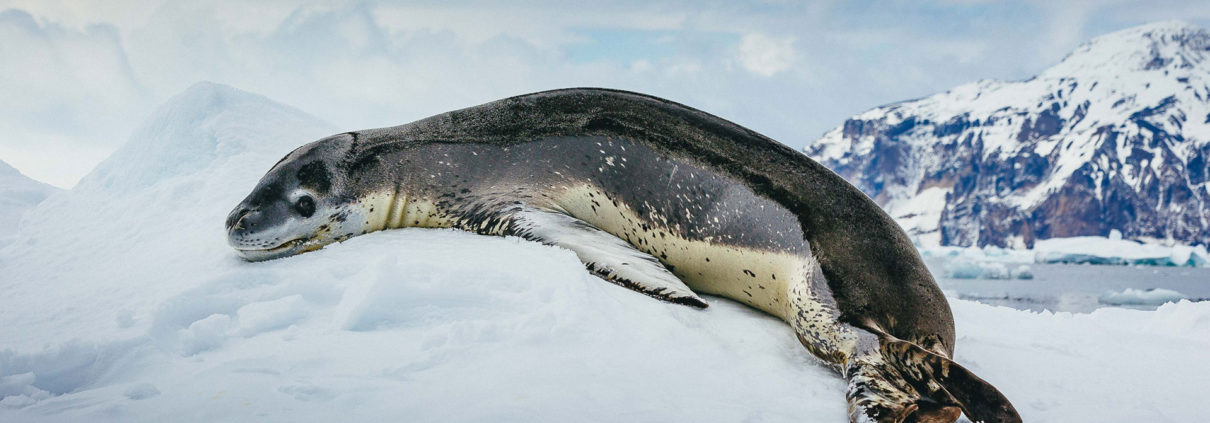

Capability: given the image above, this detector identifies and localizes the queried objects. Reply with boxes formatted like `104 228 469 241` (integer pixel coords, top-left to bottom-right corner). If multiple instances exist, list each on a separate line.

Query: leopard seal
225 88 1021 423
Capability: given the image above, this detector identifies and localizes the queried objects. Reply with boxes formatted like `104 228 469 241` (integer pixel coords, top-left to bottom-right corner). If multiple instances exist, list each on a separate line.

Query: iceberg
1099 288 1189 306
1034 234 1210 267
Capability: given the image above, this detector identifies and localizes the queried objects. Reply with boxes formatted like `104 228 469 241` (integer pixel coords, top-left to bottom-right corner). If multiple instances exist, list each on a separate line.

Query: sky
1 0 1209 188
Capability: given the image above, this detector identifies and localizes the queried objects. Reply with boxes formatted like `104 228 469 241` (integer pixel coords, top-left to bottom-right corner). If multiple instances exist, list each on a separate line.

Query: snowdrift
2 83 1208 422
0 160 59 244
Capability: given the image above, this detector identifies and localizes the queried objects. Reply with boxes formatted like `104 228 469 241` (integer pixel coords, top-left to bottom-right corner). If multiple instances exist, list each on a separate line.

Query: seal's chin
233 237 314 262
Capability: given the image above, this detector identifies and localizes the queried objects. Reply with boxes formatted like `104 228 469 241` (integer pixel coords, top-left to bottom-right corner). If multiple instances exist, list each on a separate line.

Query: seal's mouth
233 237 311 261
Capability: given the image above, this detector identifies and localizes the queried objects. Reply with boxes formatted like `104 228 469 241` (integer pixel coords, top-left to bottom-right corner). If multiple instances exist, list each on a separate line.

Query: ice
944 259 986 279
1172 244 1210 267
1013 265 1034 280
923 235 1210 271
3 82 1209 422
927 246 1037 280
979 262 1011 280
1099 288 1189 306
942 260 1027 280
919 245 1034 264
1034 235 1210 266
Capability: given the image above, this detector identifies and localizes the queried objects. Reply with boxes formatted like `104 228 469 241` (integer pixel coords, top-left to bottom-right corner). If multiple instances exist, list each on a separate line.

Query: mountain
0 160 59 242
806 21 1210 248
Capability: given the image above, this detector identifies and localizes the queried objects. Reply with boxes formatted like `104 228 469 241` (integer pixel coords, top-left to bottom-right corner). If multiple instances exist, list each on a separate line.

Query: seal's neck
360 188 448 232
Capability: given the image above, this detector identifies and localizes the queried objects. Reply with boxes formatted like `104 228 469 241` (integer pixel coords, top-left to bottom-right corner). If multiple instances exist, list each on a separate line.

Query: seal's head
226 135 361 261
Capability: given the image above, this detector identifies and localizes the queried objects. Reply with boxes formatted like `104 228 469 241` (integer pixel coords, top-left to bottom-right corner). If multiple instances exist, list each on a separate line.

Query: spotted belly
550 183 807 318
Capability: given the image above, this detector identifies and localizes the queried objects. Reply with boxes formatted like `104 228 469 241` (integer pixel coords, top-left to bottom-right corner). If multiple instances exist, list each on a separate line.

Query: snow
3 82 1210 422
1040 20 1210 79
0 159 59 244
948 299 1210 422
886 186 949 247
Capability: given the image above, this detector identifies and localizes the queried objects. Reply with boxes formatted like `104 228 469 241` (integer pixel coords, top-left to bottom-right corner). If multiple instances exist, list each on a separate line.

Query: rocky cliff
806 21 1210 248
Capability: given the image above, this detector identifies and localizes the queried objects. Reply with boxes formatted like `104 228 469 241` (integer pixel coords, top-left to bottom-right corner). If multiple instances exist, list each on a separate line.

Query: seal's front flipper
878 338 1021 423
845 330 1021 423
508 207 707 308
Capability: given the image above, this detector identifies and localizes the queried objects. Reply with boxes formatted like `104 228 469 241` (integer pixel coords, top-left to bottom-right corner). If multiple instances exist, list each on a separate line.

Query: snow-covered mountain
0 160 59 242
806 21 1210 248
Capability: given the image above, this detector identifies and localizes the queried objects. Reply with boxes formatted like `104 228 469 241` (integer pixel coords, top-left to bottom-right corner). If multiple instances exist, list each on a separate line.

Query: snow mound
3 83 1209 422
0 160 59 244
1099 288 1189 306
2 82 336 321
1035 235 1210 267
75 81 331 194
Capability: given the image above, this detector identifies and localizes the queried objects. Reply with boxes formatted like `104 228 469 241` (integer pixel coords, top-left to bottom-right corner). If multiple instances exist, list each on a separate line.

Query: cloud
0 9 151 187
1037 0 1097 65
1 1 1209 188
737 33 798 77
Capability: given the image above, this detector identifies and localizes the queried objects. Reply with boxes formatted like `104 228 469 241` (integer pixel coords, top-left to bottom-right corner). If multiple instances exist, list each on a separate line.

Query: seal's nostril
227 208 253 232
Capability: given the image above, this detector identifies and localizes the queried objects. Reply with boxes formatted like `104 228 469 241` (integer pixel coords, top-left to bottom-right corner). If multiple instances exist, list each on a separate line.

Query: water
926 260 1210 313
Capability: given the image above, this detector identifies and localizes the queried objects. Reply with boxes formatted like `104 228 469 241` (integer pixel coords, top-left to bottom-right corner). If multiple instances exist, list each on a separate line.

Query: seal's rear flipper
509 207 707 308
878 338 1021 423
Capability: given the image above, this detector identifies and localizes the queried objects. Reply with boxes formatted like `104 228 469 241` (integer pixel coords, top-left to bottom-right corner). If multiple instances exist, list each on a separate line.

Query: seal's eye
294 195 316 218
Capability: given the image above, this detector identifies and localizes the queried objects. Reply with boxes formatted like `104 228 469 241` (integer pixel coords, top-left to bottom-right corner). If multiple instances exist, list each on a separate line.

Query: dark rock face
805 22 1210 248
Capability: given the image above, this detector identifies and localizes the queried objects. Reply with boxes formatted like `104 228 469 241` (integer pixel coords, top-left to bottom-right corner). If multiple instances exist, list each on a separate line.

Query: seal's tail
845 335 1021 423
